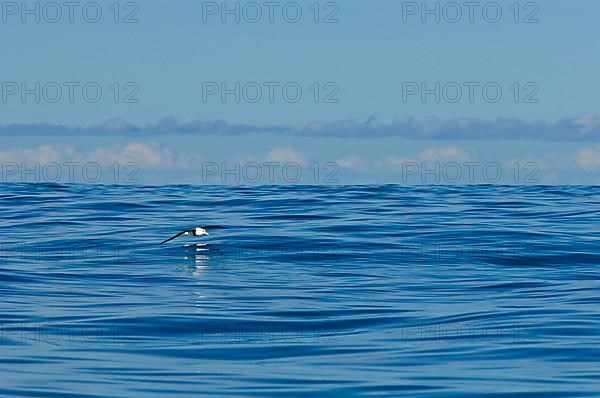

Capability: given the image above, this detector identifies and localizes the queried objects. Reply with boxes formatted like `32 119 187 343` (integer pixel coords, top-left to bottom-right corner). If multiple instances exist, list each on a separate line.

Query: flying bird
160 226 226 245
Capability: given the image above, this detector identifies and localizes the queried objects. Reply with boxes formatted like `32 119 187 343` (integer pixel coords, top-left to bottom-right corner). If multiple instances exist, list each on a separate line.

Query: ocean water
0 183 599 397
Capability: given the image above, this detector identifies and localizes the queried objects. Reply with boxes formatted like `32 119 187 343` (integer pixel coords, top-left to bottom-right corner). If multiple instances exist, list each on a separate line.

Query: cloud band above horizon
1 114 600 141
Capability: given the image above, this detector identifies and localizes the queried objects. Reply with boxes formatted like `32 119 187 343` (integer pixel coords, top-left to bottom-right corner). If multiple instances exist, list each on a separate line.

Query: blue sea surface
0 184 599 397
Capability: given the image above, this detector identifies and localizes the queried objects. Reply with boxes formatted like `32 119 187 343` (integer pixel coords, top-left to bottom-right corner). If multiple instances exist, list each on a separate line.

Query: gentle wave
0 184 599 397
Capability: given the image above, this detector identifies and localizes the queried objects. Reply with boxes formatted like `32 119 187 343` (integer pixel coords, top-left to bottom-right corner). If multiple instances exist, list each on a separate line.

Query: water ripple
0 184 599 397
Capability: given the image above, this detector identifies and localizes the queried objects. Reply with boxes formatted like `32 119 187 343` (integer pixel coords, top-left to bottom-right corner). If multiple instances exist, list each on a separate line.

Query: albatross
160 226 226 245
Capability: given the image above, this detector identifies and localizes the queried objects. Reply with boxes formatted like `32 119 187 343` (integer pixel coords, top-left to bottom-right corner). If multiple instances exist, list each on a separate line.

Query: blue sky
1 1 600 184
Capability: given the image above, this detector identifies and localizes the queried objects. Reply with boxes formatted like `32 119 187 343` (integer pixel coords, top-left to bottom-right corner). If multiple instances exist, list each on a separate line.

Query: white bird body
160 226 225 245
195 227 209 236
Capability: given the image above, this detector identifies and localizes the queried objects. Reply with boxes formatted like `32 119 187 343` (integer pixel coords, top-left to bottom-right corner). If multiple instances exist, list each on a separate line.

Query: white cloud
336 155 366 169
264 147 308 165
0 144 75 164
378 146 474 168
575 114 600 135
87 142 183 168
0 142 197 170
576 146 600 171
417 146 473 162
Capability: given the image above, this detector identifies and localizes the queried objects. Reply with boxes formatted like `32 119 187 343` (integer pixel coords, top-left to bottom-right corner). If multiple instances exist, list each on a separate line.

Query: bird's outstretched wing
159 230 191 245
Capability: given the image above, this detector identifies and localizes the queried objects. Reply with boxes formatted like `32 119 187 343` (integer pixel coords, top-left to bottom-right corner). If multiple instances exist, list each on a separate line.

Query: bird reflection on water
178 243 216 276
